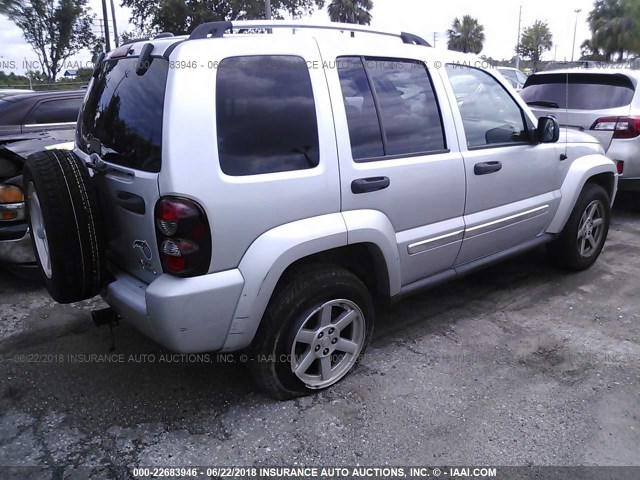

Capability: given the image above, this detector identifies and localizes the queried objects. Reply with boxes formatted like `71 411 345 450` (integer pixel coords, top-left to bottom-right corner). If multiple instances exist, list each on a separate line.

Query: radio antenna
564 71 569 159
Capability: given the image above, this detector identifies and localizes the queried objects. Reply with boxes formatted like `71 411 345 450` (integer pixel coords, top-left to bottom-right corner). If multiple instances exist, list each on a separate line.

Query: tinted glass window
447 65 528 148
338 57 446 161
216 56 319 176
79 57 168 173
520 73 635 110
337 57 384 160
26 97 82 124
366 59 446 156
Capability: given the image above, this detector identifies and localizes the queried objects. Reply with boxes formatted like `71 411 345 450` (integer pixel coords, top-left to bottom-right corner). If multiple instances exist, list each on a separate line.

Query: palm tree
447 15 485 54
587 0 640 61
327 0 373 26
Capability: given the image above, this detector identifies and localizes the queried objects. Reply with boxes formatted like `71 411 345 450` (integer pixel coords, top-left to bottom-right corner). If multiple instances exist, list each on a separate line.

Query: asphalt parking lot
0 196 639 477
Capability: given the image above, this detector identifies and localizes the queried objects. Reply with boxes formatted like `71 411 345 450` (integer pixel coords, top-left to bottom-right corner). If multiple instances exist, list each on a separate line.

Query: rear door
521 72 635 150
320 42 466 287
75 55 169 284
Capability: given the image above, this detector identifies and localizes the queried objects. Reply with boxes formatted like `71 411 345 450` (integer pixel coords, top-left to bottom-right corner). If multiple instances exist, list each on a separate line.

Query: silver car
521 68 640 192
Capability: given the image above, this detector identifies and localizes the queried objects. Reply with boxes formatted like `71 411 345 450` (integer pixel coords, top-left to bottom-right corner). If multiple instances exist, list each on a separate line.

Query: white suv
24 21 617 398
521 68 640 193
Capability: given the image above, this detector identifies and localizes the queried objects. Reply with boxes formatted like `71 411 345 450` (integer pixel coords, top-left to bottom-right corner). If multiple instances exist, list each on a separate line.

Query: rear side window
25 97 82 124
79 57 169 173
520 73 635 110
337 56 446 161
216 56 320 176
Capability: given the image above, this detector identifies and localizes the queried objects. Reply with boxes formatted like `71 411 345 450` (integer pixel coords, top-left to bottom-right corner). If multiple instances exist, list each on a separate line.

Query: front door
443 64 562 265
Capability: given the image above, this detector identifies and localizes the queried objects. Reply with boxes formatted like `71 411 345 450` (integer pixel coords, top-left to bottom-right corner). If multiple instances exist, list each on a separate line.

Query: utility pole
110 0 119 47
571 9 582 62
433 32 438 48
101 0 111 52
515 6 522 70
265 0 271 20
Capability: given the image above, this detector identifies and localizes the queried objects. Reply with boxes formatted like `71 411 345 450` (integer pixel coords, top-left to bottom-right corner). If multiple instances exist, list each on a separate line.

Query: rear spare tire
24 149 105 303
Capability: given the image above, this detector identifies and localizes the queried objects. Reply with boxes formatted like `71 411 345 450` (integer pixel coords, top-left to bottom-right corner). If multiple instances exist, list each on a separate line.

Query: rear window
79 57 169 172
520 73 635 110
216 55 319 176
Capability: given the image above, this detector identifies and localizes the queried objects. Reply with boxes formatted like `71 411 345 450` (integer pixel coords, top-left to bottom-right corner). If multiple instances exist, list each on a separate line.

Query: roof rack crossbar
187 20 431 47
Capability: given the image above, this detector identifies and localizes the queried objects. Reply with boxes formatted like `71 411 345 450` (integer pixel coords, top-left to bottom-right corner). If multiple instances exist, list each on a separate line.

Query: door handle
474 161 502 175
115 191 145 214
351 176 391 194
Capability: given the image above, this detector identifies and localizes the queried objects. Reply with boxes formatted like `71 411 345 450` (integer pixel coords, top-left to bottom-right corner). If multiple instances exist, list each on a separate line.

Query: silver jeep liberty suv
24 21 617 399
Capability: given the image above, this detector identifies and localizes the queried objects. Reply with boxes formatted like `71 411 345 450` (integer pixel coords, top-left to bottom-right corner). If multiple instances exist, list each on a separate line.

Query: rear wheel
24 149 105 303
547 183 610 271
249 265 374 400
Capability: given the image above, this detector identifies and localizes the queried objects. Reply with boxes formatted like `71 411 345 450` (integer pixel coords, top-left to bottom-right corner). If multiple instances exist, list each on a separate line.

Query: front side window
216 56 320 176
338 57 446 161
447 65 529 148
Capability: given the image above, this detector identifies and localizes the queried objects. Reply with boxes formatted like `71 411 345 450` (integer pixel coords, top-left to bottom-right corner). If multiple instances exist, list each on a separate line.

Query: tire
23 149 105 303
249 265 375 400
547 183 610 271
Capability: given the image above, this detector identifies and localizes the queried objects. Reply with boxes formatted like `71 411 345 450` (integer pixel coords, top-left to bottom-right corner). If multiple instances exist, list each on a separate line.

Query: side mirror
537 116 560 143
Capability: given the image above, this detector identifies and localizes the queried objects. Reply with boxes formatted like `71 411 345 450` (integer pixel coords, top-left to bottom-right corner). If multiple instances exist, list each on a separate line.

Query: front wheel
547 183 610 271
249 266 374 400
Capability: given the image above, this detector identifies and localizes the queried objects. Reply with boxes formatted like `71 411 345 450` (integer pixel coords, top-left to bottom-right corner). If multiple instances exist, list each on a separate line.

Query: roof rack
188 20 431 47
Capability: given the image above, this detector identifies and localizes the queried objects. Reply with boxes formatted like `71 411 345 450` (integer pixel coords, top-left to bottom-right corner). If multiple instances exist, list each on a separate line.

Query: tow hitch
91 307 120 352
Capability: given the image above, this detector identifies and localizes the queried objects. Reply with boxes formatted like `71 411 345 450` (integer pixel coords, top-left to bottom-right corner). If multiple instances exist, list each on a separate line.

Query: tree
447 15 485 54
586 0 640 61
516 20 552 72
0 0 95 82
121 0 326 36
580 39 608 61
327 0 372 25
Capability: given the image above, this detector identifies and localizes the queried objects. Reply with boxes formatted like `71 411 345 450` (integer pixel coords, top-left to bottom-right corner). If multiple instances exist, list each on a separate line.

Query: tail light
154 197 211 277
591 116 640 139
616 161 624 175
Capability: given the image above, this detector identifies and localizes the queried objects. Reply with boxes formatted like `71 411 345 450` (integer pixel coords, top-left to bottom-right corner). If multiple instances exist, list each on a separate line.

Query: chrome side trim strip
465 205 549 237
407 205 550 255
408 229 464 255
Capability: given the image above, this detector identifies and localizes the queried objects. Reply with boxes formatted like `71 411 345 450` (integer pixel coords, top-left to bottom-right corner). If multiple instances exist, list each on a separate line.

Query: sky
0 0 596 76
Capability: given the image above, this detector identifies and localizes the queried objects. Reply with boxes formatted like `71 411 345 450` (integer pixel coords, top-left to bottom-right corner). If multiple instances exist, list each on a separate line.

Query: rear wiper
526 100 560 109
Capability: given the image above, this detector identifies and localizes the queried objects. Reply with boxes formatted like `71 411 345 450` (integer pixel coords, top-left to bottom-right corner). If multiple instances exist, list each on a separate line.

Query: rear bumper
103 267 245 353
0 225 36 265
607 137 640 180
